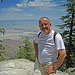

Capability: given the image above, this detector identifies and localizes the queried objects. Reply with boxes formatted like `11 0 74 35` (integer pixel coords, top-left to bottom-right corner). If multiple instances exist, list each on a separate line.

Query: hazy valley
2 39 24 59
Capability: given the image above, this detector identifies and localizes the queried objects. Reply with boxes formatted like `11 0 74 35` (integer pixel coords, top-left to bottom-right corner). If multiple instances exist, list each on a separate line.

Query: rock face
0 59 75 75
0 59 41 75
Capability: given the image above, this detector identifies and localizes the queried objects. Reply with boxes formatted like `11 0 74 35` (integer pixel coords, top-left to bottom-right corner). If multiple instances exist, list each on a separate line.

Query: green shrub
16 37 35 62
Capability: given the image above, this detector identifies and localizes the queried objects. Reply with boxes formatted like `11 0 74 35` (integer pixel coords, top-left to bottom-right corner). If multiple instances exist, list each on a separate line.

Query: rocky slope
0 59 75 75
2 39 24 59
2 39 33 59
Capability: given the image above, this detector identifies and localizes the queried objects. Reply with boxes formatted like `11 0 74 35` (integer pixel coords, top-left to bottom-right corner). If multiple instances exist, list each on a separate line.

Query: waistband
39 62 56 66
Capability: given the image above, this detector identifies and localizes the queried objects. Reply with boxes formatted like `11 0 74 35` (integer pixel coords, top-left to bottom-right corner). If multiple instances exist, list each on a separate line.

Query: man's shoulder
55 32 63 41
52 30 60 36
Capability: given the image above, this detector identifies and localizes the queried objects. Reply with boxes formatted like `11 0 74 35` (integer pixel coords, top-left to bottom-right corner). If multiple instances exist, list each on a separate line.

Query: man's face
39 18 51 35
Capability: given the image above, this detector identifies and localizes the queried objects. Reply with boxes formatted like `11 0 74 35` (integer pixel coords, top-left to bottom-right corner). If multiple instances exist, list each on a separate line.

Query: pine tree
0 28 5 61
56 0 75 69
16 37 35 62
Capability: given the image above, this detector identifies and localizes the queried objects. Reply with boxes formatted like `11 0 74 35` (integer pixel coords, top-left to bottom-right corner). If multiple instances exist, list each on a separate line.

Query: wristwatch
53 66 56 71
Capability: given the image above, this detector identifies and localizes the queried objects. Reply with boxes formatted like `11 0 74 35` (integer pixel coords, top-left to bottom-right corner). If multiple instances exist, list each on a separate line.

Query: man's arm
46 49 66 75
33 40 38 59
54 49 66 69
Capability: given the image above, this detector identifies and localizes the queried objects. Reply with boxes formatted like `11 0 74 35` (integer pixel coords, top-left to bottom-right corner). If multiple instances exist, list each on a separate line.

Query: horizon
0 20 63 40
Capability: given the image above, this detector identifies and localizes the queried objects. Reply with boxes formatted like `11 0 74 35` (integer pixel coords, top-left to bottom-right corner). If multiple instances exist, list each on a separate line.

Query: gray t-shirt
34 30 65 64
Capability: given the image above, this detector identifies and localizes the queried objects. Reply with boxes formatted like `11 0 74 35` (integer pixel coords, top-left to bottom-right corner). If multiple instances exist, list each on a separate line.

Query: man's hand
46 65 55 75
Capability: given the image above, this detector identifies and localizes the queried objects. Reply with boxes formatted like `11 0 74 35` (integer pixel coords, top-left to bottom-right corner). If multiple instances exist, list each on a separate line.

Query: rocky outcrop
0 59 40 75
0 59 75 75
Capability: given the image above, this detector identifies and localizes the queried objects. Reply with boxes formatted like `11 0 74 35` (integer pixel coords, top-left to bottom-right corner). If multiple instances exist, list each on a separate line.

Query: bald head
39 17 50 24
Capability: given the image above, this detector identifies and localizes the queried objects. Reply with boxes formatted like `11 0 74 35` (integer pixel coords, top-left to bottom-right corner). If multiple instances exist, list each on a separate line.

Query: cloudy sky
0 0 68 40
0 0 67 21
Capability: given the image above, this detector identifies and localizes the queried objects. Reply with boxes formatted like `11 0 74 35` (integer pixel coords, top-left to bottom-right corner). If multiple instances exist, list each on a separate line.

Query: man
33 17 66 75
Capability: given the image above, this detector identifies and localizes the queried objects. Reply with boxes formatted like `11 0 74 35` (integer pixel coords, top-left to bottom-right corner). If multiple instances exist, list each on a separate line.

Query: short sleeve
55 33 65 50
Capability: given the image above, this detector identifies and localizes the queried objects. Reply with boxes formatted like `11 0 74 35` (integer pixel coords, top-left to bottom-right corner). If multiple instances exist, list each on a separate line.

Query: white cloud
22 0 28 2
17 0 57 8
2 7 23 12
0 11 34 21
29 0 57 7
16 3 23 7
17 0 28 7
23 13 33 16
8 7 23 11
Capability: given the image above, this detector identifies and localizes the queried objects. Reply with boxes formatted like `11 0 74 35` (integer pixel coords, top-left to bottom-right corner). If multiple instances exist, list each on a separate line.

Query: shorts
39 62 56 75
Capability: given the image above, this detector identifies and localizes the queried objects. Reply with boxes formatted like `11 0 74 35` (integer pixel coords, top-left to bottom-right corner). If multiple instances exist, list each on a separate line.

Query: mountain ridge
2 39 24 59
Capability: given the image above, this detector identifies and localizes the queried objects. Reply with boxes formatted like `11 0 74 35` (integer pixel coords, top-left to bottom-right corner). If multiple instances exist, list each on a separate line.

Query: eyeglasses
39 23 48 27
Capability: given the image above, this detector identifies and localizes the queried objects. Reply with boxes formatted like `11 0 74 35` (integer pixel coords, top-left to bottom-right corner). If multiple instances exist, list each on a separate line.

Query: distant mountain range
2 39 24 59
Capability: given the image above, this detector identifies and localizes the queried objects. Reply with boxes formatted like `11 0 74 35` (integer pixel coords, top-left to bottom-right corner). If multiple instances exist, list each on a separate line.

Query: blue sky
0 0 67 22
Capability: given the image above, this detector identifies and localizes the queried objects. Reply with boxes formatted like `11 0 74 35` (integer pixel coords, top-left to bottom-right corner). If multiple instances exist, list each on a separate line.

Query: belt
40 62 56 66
